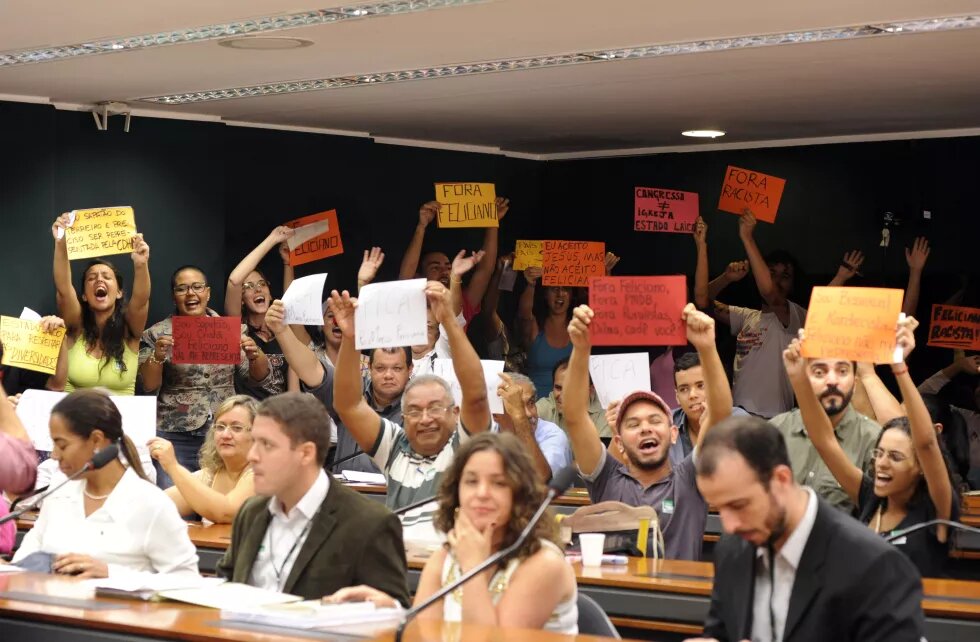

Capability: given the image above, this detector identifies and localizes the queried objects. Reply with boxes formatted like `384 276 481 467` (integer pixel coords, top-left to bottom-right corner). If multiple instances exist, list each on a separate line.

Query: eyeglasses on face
214 423 249 434
243 280 270 291
871 448 910 464
173 282 208 295
403 404 453 420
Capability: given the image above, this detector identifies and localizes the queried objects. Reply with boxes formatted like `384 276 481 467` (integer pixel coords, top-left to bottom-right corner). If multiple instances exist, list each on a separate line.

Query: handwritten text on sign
717 166 786 223
355 279 428 350
542 240 605 287
927 304 980 351
587 276 687 346
0 316 67 375
172 316 241 365
285 210 344 267
589 353 652 408
65 206 137 260
802 287 904 363
435 183 498 228
634 187 699 234
513 240 543 271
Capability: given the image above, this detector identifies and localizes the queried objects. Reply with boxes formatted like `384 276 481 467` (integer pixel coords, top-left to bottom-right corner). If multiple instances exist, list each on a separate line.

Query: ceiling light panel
137 13 979 105
0 0 487 67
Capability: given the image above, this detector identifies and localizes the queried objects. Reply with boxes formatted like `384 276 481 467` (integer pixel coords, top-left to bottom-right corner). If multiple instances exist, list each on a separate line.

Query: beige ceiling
2 0 979 156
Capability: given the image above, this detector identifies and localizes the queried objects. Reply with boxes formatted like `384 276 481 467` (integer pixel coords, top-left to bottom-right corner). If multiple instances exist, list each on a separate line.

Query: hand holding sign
568 305 595 350
682 303 715 351
130 233 150 267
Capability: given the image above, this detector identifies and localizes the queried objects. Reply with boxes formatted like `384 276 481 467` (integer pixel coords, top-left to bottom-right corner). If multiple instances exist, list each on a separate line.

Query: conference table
0 572 638 642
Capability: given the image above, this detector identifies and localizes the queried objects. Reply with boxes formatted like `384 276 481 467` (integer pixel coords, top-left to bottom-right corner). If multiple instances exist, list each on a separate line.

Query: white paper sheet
282 273 328 325
432 358 505 415
286 220 329 251
354 279 427 350
588 352 651 408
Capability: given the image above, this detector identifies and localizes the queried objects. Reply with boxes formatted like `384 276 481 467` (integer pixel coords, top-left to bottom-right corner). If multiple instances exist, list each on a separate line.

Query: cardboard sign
717 166 786 223
433 358 506 415
587 276 687 346
284 210 344 266
589 353 652 408
434 182 498 228
541 240 605 287
927 304 980 351
802 287 904 363
64 206 137 260
0 316 67 375
355 278 428 350
172 316 241 365
512 240 543 271
634 187 699 234
16 389 156 455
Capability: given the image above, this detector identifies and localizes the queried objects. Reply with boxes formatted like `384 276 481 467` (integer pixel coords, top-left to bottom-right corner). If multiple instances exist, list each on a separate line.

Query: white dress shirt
13 467 198 577
752 487 818 642
249 469 330 591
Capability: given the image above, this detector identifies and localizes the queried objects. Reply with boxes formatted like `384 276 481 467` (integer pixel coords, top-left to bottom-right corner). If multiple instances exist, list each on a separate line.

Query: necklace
83 486 110 500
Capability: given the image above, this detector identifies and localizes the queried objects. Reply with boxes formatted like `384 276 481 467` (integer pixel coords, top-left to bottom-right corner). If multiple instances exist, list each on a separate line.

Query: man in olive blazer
216 392 409 606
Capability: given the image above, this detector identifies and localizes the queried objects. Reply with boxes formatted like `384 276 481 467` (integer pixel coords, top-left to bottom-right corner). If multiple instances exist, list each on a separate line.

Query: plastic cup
579 533 606 567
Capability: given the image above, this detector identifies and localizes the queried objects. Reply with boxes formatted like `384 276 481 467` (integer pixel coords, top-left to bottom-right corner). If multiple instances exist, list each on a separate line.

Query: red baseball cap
616 390 672 433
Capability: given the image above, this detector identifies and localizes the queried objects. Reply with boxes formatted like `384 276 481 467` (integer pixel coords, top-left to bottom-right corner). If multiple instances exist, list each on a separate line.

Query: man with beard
691 415 924 642
768 354 880 512
564 303 734 560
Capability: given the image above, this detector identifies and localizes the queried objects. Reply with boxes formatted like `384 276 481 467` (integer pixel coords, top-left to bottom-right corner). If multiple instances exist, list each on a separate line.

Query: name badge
661 499 675 515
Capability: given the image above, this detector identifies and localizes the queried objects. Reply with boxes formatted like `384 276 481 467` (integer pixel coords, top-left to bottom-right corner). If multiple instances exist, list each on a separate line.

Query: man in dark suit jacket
217 392 409 606
690 415 925 642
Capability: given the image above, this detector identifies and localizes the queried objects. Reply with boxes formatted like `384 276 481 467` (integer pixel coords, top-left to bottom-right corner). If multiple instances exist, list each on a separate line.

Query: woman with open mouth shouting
224 225 296 398
51 213 150 396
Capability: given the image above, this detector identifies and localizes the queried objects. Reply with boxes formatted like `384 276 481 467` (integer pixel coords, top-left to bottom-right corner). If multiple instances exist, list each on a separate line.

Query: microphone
0 443 120 526
329 449 373 471
393 465 577 642
885 519 980 542
392 495 438 516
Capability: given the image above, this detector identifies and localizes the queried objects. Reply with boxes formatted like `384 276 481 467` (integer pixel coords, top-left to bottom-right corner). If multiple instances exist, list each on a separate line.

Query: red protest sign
588 276 687 346
928 304 980 351
285 209 344 267
541 240 605 288
172 316 241 365
634 187 699 234
717 165 786 223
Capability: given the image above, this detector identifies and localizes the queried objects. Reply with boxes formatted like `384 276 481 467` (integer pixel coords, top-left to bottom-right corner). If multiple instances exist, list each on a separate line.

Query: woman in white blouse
149 395 257 524
13 389 198 578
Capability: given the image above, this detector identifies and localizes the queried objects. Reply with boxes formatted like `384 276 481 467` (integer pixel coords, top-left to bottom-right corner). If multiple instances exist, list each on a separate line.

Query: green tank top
64 338 138 395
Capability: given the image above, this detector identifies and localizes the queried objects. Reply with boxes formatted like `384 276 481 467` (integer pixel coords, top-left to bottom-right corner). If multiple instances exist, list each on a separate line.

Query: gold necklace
83 485 110 500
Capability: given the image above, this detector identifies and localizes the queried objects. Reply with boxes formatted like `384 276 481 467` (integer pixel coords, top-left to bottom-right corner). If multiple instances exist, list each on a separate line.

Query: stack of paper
221 599 403 630
341 470 386 485
87 575 224 602
160 582 302 609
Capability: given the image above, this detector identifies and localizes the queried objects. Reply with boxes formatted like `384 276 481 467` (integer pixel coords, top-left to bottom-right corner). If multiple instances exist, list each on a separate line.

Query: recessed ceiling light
682 130 726 138
218 36 314 50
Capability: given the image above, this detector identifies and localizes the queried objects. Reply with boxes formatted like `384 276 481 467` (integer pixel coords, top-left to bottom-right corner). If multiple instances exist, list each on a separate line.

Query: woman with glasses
149 395 257 524
138 265 272 489
224 226 296 398
50 213 151 395
783 317 958 577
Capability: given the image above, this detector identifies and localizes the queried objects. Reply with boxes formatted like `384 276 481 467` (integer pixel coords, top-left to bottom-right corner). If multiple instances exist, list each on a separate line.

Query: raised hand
278 242 291 265
267 225 295 246
418 201 439 227
604 251 621 275
131 233 150 267
524 266 543 284
782 336 806 379
693 216 707 247
265 300 287 335
327 290 357 338
568 305 594 350
905 237 930 272
425 280 453 325
725 260 750 282
682 303 715 351
894 315 919 364
51 212 73 241
496 197 510 221
496 372 527 416
737 208 757 240
357 246 385 286
604 399 621 430
451 249 486 278
38 315 66 334
835 250 865 281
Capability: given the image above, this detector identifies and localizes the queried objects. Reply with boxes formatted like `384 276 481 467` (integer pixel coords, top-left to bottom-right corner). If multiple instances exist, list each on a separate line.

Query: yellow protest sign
801 287 904 364
434 183 498 228
0 316 67 375
512 240 543 271
65 206 137 260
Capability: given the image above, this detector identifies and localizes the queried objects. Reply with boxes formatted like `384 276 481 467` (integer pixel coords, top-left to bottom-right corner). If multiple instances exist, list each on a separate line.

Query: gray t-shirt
581 448 707 561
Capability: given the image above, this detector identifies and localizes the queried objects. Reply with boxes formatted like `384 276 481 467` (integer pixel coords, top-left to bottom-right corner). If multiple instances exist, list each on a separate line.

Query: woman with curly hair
327 432 578 632
51 213 151 395
148 395 257 524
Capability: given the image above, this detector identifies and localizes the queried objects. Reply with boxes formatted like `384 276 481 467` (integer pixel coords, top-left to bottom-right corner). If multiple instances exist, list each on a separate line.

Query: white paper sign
589 353 651 408
355 279 427 350
282 273 328 325
286 220 330 251
432 358 505 415
19 307 42 322
16 390 157 458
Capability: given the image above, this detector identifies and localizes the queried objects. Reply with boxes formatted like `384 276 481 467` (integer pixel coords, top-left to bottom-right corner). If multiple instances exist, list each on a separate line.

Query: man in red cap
563 303 734 560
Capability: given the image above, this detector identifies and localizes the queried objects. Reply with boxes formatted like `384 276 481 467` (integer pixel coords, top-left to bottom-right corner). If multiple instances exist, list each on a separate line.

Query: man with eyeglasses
767 355 881 513
330 281 494 510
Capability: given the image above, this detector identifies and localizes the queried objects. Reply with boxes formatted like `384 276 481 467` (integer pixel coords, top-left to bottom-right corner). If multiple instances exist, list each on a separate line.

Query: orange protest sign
927 304 980 351
284 210 344 266
717 166 786 223
172 316 241 365
541 240 605 288
801 287 904 363
588 276 687 346
434 182 498 228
